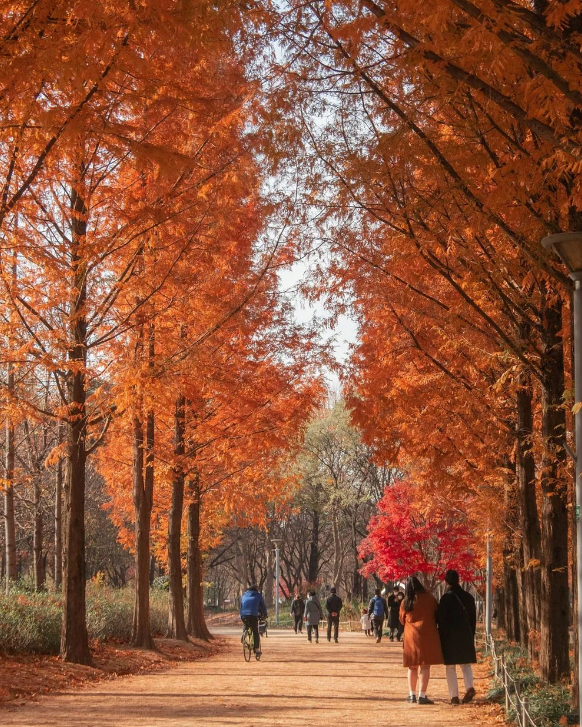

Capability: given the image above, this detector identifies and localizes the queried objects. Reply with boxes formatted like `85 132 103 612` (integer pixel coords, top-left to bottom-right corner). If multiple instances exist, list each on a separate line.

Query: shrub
0 585 170 653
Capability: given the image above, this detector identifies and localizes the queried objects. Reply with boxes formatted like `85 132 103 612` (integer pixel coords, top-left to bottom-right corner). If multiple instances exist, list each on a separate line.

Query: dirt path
1 627 496 726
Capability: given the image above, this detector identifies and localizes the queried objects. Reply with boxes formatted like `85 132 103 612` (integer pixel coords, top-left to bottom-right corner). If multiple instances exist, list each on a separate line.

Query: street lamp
542 231 582 701
272 539 283 626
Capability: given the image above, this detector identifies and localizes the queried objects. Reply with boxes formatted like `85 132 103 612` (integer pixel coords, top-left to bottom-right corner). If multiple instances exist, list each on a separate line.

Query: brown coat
399 592 444 667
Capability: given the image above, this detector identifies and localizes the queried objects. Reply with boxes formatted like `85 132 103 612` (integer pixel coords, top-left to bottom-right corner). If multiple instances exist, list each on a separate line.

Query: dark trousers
372 616 384 640
327 615 340 641
242 616 260 652
293 614 303 633
307 624 319 641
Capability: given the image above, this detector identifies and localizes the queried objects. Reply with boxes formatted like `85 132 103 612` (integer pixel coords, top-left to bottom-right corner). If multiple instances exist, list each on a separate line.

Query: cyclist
240 584 267 657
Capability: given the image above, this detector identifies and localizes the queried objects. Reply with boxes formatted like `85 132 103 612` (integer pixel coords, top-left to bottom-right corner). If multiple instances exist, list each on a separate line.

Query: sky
277 259 359 393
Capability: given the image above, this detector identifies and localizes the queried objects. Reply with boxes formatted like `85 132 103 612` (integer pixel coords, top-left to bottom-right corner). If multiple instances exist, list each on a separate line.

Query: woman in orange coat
399 576 444 705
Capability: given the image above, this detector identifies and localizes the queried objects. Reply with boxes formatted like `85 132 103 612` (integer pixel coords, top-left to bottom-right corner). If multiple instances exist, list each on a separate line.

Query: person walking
437 569 477 705
325 586 343 642
304 590 323 643
368 588 389 642
400 576 443 705
387 586 403 641
360 608 372 636
290 592 305 634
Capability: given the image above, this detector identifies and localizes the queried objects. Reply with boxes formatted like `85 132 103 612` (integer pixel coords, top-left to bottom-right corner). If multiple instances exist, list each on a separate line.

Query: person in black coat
387 586 404 641
436 569 477 705
325 587 343 642
290 592 305 634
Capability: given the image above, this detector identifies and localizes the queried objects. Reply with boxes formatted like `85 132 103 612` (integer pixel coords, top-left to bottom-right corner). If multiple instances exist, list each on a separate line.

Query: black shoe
405 695 416 703
334 639 338 643
315 638 319 643
462 688 476 704
418 696 434 705
327 638 331 642
450 697 461 705
389 636 394 641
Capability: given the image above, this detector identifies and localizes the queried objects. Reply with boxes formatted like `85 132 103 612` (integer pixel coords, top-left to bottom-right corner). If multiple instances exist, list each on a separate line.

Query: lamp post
272 539 283 626
542 231 582 702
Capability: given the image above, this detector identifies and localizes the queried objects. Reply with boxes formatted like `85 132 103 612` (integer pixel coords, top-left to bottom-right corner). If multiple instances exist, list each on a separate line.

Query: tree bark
167 394 188 640
308 509 319 584
4 407 16 592
186 480 212 641
60 179 91 665
54 444 63 591
131 407 155 650
516 371 542 654
539 294 570 683
33 477 45 591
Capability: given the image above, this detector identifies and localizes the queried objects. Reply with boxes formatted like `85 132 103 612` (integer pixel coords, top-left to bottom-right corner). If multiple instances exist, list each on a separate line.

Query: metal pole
573 272 582 708
275 544 280 626
486 531 493 637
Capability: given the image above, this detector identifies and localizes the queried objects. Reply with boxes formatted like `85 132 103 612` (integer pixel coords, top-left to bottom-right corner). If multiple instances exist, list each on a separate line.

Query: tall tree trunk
186 479 212 641
516 371 542 656
308 509 319 584
539 294 570 682
131 410 155 649
61 179 91 664
167 394 187 640
4 402 16 592
54 445 63 591
264 540 274 608
34 477 44 591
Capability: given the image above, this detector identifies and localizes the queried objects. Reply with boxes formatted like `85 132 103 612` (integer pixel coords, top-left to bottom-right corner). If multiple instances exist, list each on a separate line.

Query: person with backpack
304 590 324 643
325 586 343 642
436 569 477 705
368 588 389 643
290 592 305 634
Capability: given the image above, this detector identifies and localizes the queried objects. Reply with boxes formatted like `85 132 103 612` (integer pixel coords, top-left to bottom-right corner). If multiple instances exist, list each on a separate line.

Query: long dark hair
403 576 426 612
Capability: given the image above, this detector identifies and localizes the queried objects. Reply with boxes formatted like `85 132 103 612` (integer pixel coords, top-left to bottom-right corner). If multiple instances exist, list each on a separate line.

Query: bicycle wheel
243 628 253 662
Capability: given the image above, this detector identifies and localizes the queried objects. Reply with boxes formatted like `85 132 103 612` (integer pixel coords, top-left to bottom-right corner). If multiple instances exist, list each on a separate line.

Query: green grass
0 583 170 654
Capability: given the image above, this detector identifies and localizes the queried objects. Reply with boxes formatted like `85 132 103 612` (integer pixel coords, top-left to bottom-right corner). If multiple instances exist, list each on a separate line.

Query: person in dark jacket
304 591 324 642
325 587 343 642
290 592 305 634
368 588 389 642
387 586 404 641
436 569 477 705
240 584 267 656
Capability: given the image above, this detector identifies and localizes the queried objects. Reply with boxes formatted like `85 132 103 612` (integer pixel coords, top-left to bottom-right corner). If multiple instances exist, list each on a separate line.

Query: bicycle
241 619 261 662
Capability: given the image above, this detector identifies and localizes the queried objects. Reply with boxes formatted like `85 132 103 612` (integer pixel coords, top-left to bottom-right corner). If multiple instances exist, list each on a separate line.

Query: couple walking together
291 588 343 643
401 569 477 706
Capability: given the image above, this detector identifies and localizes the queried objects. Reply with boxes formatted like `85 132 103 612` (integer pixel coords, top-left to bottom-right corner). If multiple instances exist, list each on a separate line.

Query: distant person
290 592 305 634
368 588 389 642
437 569 477 705
325 586 343 642
360 608 372 636
304 590 324 643
239 584 267 657
400 576 443 705
387 586 404 641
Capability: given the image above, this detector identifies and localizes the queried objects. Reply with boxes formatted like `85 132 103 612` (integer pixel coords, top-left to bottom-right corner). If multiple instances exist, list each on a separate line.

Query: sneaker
462 688 476 704
450 697 461 705
405 695 416 703
418 696 434 705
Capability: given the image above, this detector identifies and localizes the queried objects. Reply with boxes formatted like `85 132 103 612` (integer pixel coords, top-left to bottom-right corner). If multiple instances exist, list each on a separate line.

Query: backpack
373 597 385 617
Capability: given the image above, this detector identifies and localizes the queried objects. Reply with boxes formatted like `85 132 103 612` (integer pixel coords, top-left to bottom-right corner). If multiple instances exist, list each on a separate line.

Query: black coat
436 585 477 665
387 594 403 629
290 598 305 616
325 593 343 616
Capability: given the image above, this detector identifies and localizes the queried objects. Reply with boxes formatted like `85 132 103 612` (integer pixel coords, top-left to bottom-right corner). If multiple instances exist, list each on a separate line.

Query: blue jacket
240 588 267 618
